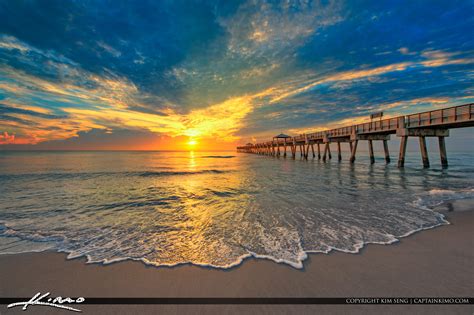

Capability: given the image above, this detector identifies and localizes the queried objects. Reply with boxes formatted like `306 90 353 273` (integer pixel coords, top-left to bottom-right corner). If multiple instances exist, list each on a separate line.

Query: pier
237 103 474 168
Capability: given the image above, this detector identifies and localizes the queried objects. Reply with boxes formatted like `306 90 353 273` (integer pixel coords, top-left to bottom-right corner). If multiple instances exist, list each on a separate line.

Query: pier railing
238 103 473 149
406 103 473 127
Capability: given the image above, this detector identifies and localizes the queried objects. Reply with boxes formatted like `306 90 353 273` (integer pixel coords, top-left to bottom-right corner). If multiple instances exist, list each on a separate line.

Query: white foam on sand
0 187 469 270
414 188 474 210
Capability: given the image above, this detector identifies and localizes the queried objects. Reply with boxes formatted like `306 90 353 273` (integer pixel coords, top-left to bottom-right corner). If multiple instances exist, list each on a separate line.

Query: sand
0 202 473 314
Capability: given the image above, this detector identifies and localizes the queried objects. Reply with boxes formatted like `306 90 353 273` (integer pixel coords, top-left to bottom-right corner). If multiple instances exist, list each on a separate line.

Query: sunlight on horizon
187 139 198 150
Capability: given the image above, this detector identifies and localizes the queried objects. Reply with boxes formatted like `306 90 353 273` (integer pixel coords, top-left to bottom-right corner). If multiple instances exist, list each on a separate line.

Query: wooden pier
237 103 474 168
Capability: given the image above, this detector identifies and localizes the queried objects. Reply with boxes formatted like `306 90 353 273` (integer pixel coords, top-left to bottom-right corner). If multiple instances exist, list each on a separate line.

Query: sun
187 139 198 147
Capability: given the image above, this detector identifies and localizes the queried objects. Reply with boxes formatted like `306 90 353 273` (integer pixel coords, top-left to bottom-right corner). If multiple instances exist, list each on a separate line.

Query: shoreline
0 203 473 314
0 199 467 271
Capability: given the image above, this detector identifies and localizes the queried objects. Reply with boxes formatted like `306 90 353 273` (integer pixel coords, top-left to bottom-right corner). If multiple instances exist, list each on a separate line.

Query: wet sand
0 202 473 314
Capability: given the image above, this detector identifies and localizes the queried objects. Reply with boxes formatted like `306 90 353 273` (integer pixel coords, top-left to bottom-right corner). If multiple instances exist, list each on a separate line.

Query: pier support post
398 136 408 167
327 143 332 159
419 136 430 168
337 142 342 161
383 140 390 163
317 143 321 160
438 136 448 167
397 128 448 168
322 143 329 161
350 140 358 163
304 144 309 160
368 140 375 164
311 144 315 158
283 141 287 157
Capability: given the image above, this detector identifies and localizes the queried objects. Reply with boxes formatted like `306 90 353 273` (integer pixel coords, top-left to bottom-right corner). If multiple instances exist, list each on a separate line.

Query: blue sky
0 0 473 150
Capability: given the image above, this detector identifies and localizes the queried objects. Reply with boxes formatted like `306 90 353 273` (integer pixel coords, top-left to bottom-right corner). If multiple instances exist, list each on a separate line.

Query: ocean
0 150 473 269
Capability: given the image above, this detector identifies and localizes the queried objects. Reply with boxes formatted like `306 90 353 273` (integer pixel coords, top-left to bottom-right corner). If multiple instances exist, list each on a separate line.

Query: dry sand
0 201 473 314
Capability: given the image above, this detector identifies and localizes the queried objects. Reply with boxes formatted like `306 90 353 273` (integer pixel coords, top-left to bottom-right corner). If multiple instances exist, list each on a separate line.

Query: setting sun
187 139 198 147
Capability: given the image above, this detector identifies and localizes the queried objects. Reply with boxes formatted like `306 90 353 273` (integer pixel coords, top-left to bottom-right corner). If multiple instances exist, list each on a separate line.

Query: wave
137 169 226 177
0 169 228 180
414 188 474 210
0 217 448 270
201 155 236 159
0 209 448 270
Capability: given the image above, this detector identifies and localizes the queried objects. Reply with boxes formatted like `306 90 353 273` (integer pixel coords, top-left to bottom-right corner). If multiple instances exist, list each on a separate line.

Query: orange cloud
0 131 15 144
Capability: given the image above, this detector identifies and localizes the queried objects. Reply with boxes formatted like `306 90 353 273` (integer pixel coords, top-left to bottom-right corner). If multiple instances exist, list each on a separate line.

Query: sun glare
187 139 198 147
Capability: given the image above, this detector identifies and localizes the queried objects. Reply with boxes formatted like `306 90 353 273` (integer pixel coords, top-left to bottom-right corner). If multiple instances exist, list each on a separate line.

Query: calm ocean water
0 150 473 268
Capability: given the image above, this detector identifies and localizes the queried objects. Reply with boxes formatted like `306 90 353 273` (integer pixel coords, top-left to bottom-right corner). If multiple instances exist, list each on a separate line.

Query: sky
0 0 473 151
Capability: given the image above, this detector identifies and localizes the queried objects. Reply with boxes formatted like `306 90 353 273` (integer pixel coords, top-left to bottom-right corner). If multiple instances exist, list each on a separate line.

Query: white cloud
221 0 344 57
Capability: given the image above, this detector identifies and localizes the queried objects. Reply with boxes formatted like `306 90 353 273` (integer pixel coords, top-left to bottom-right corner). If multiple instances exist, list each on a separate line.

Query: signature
7 292 85 312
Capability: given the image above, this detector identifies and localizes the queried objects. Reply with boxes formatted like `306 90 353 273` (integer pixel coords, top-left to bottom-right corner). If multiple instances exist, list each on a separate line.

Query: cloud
0 131 15 144
0 1 473 149
0 35 30 52
1 40 473 145
96 41 121 58
221 0 344 57
0 36 259 144
0 103 64 119
264 50 474 104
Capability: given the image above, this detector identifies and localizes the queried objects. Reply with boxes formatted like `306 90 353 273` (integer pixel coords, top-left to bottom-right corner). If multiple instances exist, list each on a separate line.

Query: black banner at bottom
1 297 473 305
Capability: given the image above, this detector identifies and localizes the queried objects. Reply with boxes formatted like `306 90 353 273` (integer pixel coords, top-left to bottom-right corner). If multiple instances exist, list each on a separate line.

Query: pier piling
419 136 430 168
350 140 358 163
438 136 448 167
368 140 375 164
383 140 390 163
337 142 342 161
398 136 408 168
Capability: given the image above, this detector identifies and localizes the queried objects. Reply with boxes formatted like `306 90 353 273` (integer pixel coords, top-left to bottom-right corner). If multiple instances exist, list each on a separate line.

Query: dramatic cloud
0 0 473 149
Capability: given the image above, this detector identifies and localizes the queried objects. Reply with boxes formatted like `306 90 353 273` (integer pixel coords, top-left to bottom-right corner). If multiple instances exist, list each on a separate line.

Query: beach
1 201 472 314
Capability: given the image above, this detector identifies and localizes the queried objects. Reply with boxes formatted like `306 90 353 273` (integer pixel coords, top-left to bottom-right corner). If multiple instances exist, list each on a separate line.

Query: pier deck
237 103 474 167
